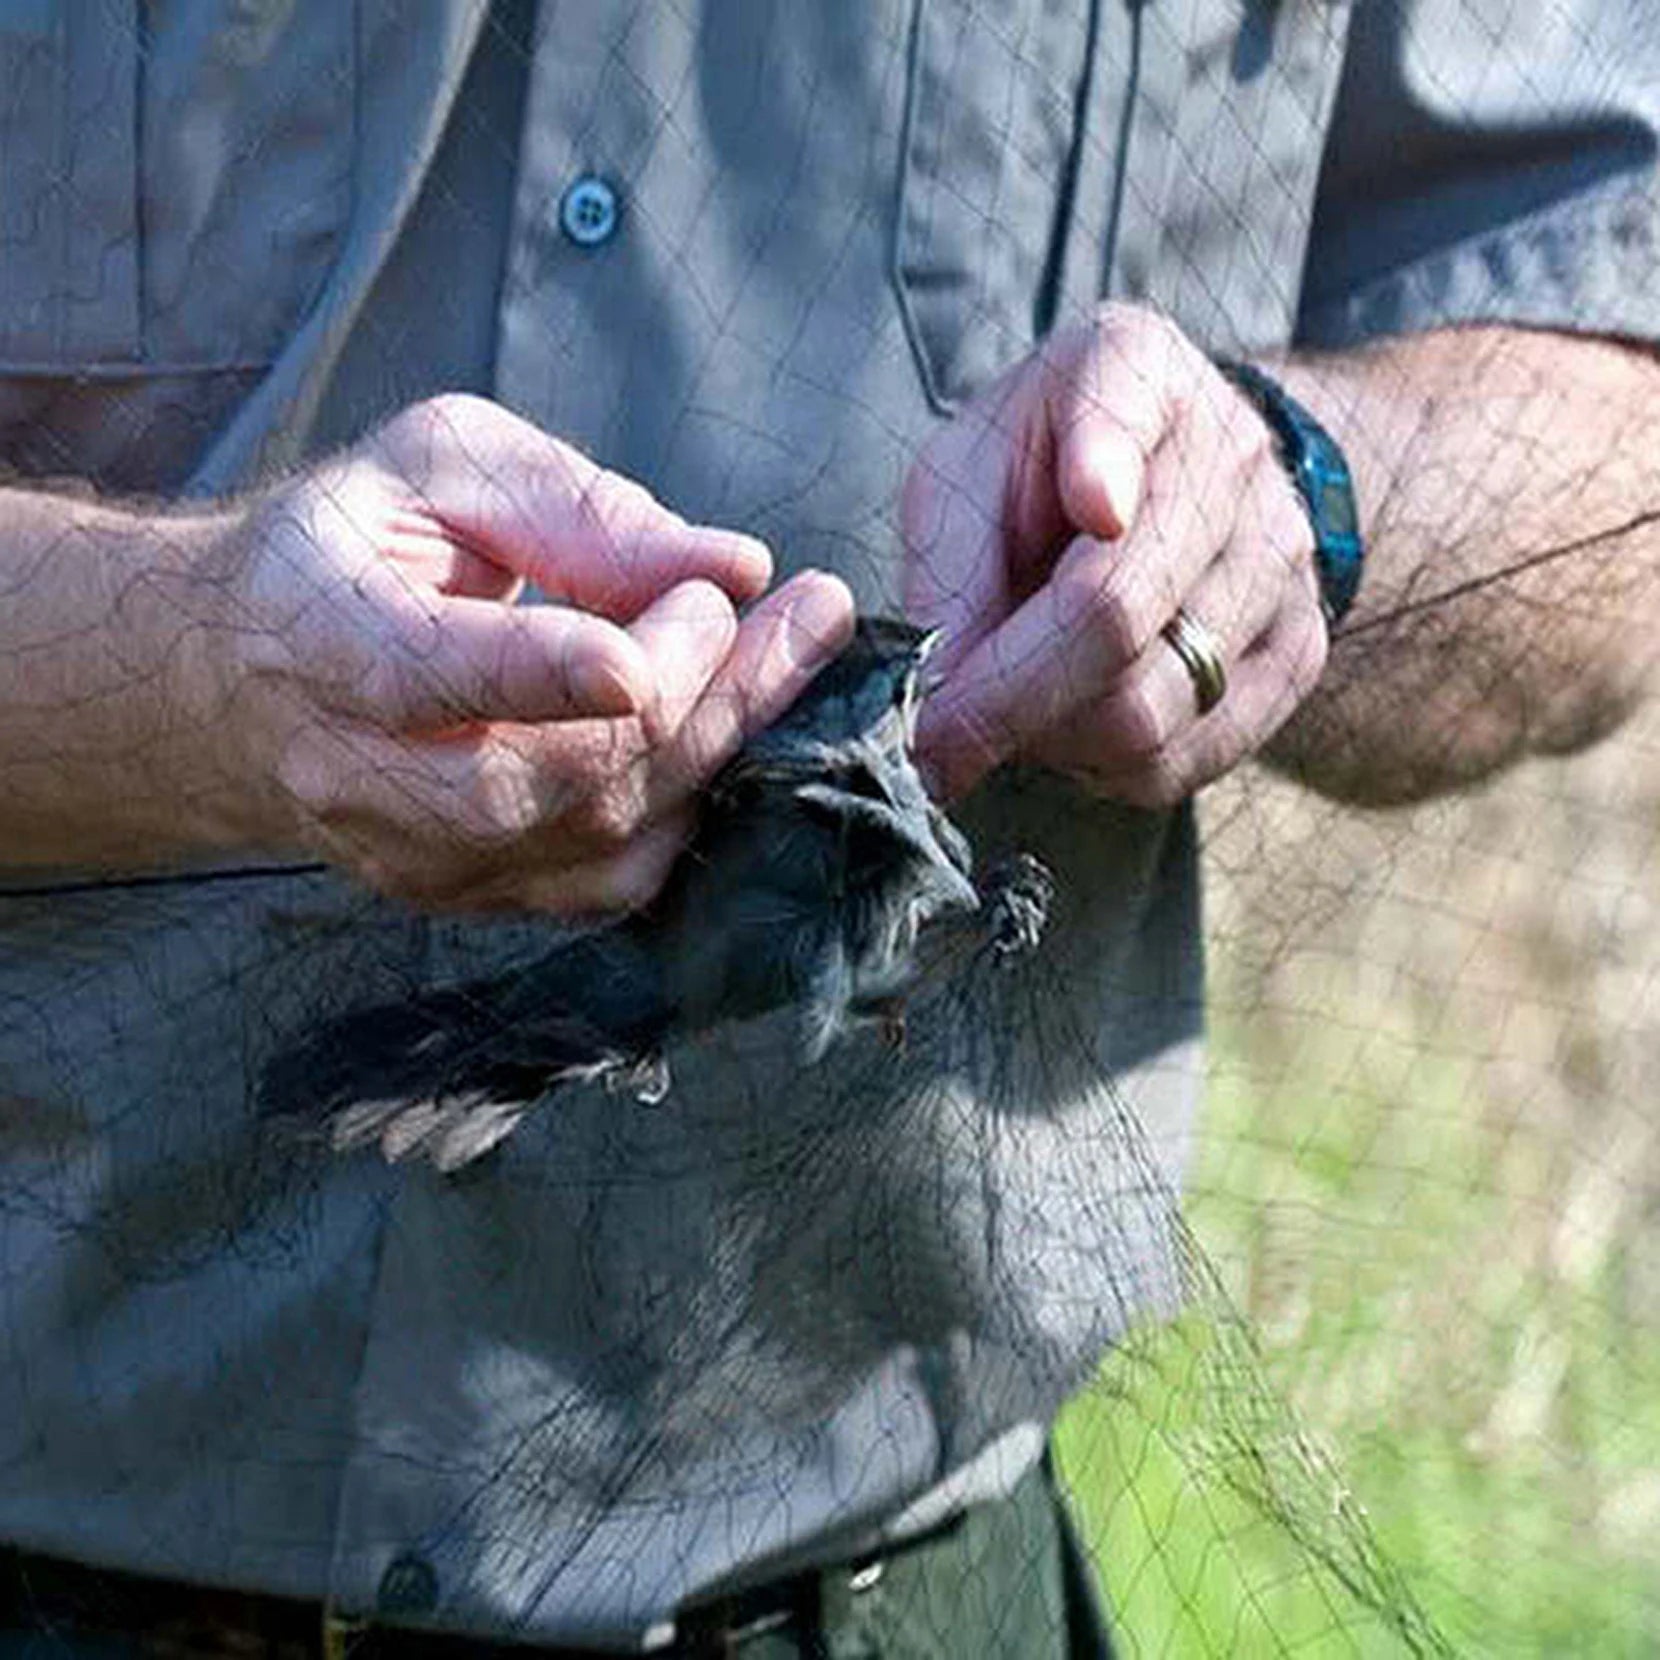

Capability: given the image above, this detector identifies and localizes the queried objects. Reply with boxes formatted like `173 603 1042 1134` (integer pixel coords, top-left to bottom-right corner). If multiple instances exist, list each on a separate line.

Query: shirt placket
325 21 706 1649
494 1 695 450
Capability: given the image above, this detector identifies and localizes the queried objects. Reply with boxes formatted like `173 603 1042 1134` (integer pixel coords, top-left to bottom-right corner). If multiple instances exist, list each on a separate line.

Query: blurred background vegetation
1056 702 1660 1655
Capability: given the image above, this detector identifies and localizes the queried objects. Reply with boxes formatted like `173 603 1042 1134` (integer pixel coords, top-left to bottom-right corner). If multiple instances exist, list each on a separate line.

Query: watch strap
1218 359 1365 625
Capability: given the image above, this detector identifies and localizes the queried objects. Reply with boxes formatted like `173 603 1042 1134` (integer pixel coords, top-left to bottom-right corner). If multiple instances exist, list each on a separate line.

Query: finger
900 434 1012 678
324 574 654 728
916 431 1227 800
276 718 645 885
1076 586 1329 808
1044 312 1183 541
1030 457 1320 779
497 813 695 918
509 570 855 861
455 573 850 863
324 810 695 920
623 579 740 745
1029 527 1298 781
655 569 856 803
374 501 525 600
902 318 1180 682
369 394 773 618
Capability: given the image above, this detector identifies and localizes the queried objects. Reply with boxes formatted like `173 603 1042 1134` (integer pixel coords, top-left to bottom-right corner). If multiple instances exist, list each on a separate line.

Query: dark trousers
1 1454 1113 1659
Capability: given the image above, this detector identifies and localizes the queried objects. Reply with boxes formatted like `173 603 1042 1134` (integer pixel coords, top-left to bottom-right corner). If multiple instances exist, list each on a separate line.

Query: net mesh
1 0 1658 1655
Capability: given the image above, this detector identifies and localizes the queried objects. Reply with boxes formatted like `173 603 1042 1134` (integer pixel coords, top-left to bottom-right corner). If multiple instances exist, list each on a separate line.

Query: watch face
1318 472 1358 538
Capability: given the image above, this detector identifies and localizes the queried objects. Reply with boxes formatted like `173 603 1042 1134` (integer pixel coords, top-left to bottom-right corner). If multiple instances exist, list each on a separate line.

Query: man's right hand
0 394 854 911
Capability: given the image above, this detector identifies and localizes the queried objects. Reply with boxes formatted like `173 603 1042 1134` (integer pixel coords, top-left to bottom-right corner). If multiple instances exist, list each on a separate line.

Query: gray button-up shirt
1 0 1655 1647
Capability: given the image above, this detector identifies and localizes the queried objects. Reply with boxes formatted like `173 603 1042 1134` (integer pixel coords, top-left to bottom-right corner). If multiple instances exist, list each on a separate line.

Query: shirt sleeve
1295 0 1660 349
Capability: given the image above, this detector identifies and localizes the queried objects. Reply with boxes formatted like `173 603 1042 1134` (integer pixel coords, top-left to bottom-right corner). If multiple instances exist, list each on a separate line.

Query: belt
0 1454 1102 1659
671 1537 920 1659
0 1524 954 1659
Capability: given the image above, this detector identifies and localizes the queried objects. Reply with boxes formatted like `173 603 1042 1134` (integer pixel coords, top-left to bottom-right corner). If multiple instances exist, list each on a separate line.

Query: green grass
1052 992 1660 1657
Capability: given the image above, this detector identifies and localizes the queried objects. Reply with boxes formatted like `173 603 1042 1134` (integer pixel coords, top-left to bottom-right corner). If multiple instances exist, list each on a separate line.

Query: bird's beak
935 858 980 914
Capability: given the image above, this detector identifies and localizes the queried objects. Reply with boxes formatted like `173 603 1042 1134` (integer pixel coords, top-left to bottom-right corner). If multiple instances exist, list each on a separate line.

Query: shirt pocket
892 0 1101 412
1113 0 1353 355
0 0 356 373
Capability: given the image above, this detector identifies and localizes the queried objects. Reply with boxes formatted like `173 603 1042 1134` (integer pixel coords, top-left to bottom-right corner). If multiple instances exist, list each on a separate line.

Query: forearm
1266 327 1660 804
0 487 269 869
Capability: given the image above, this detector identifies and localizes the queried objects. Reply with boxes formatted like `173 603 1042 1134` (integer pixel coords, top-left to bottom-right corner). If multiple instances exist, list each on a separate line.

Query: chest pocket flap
0 0 355 372
894 0 1098 411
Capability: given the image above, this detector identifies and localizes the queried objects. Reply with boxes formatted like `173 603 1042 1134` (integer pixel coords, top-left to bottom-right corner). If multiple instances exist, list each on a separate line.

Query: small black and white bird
259 618 996 1171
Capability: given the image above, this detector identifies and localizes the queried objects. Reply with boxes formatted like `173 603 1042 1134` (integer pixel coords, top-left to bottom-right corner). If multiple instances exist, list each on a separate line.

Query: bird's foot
979 854 1056 960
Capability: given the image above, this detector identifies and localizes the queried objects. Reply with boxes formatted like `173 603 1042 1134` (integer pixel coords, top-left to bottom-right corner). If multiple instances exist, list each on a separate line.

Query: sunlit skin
0 312 1656 908
903 303 1326 808
904 305 1660 811
0 394 854 912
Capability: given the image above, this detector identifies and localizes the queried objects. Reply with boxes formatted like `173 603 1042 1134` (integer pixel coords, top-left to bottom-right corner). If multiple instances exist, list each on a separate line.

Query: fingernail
723 532 774 596
575 637 648 715
1095 437 1142 538
783 572 855 667
661 576 739 632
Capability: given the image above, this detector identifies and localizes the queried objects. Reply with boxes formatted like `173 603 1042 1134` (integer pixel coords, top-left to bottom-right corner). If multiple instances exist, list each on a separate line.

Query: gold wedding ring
1161 606 1227 716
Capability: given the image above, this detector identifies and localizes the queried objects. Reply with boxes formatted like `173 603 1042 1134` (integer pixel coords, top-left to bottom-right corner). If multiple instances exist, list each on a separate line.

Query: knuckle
1057 561 1147 663
1259 480 1318 572
1119 749 1190 810
351 853 405 898
604 857 671 915
575 468 665 546
459 771 543 849
1109 679 1174 761
412 390 491 434
274 736 337 815
381 394 459 452
1091 298 1149 338
550 875 618 919
1233 409 1277 474
372 858 472 910
1092 298 1134 332
354 652 416 720
564 780 645 850
366 399 456 485
1285 511 1319 575
363 858 429 902
326 828 437 901
550 839 675 918
1293 608 1331 694
1053 301 1165 388
1095 300 1189 365
371 393 505 488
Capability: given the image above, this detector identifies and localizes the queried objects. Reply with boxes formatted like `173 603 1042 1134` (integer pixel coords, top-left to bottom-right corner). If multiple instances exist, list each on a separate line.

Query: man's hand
903 303 1328 806
0 394 855 908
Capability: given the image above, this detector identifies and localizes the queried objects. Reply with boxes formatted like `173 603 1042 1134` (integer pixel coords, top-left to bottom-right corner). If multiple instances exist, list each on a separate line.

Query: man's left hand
903 303 1329 806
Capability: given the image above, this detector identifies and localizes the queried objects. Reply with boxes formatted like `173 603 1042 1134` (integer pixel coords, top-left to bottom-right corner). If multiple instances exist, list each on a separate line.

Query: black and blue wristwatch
1219 359 1365 626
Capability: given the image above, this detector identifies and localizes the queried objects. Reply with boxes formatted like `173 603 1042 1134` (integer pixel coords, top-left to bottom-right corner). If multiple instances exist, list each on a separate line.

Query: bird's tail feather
258 932 671 1170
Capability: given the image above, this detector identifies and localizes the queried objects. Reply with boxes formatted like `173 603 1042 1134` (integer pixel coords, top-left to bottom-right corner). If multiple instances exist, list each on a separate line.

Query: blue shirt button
560 175 619 247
